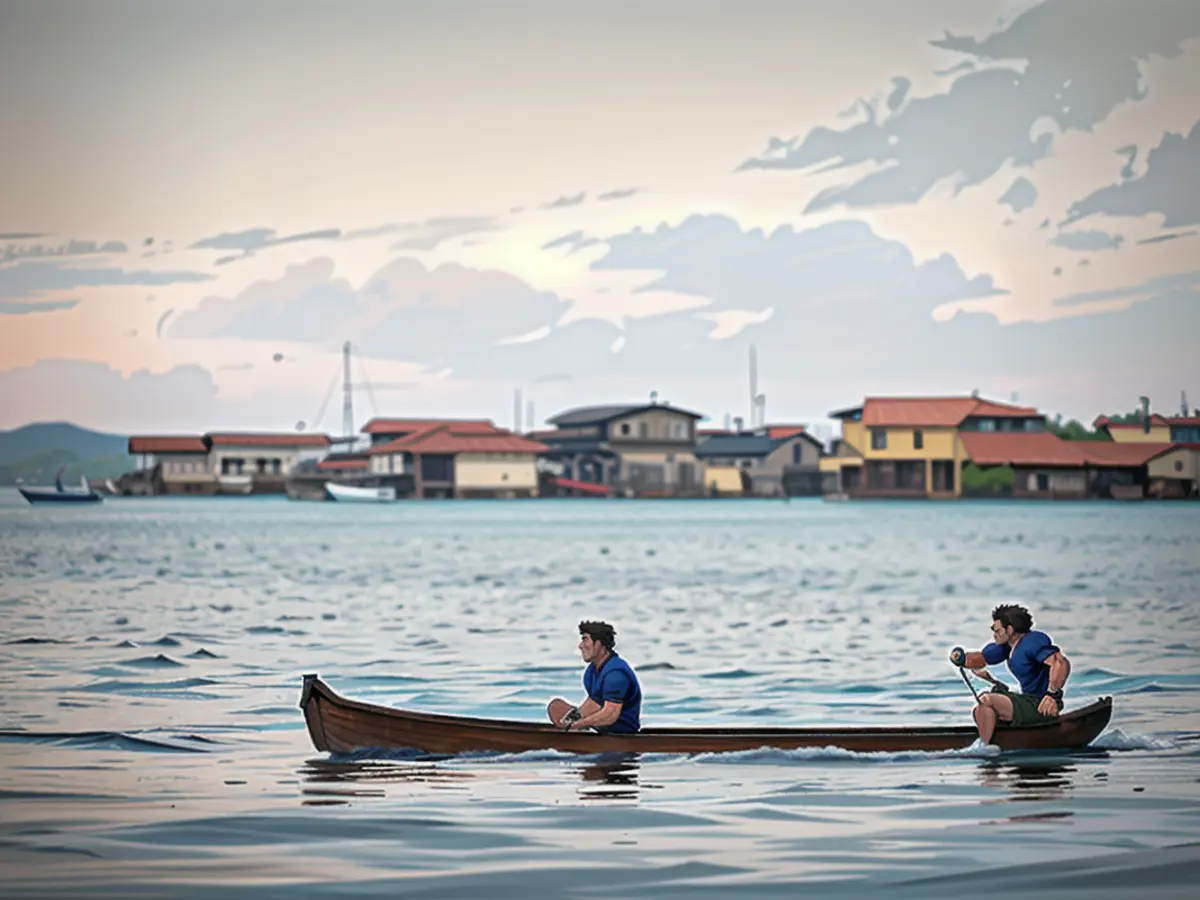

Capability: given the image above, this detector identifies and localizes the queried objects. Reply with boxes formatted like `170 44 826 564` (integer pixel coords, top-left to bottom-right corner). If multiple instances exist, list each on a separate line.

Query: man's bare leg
972 693 1014 744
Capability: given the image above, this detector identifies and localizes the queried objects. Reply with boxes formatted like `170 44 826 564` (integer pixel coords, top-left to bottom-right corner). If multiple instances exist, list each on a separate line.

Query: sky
1 0 1198 438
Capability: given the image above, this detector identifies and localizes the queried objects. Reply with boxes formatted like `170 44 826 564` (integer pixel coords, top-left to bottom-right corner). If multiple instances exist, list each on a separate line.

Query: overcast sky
1 0 1197 435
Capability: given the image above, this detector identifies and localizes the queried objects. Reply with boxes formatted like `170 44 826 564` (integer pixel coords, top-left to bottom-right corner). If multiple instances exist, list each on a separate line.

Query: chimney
733 416 744 433
1139 395 1150 433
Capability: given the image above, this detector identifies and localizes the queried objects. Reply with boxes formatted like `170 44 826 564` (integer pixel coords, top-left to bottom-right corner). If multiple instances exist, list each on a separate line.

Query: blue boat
17 468 103 505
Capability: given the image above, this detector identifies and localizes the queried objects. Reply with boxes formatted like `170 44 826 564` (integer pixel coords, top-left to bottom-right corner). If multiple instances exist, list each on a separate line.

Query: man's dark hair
579 620 616 650
991 604 1033 634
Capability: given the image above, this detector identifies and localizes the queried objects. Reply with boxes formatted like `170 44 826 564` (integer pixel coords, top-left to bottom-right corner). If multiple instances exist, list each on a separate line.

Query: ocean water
1 492 1199 899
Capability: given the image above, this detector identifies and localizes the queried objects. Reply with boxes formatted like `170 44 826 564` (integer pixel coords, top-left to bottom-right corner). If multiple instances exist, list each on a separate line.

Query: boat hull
299 675 1114 756
325 482 396 502
18 487 103 504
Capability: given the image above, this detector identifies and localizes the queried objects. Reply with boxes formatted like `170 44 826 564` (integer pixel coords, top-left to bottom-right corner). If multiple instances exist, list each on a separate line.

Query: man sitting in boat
950 603 1072 745
548 621 642 734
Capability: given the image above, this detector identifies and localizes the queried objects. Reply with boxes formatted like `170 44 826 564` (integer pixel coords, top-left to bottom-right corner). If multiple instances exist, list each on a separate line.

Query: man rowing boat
950 603 1072 746
548 621 642 734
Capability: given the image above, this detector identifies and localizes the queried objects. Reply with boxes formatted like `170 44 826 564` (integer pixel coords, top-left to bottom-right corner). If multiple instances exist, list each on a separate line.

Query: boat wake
1091 728 1181 752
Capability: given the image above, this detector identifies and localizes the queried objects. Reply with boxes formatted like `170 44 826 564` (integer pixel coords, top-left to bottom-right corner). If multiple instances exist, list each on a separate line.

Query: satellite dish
295 421 306 431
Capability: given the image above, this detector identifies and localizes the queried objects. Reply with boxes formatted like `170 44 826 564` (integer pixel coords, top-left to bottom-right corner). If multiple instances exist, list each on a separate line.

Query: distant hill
0 422 134 485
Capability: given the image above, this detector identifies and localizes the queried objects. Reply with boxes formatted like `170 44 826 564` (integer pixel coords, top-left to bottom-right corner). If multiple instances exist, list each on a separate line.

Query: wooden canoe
299 675 1114 756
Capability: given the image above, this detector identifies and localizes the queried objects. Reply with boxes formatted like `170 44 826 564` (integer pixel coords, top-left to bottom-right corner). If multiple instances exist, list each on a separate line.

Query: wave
0 729 215 753
1091 728 1180 752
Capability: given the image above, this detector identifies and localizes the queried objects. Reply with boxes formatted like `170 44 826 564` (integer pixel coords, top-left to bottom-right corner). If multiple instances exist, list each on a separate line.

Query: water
1 492 1199 898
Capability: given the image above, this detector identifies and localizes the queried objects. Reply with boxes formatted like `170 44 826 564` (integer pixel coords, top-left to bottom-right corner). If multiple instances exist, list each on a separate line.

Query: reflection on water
576 755 643 801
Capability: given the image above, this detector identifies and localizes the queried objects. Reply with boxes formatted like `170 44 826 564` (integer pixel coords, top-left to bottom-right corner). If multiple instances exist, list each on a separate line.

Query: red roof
206 433 330 447
368 423 547 455
859 396 1039 428
361 417 497 436
962 433 1178 468
766 425 807 439
698 428 732 437
961 432 1089 467
128 436 207 454
1073 442 1175 467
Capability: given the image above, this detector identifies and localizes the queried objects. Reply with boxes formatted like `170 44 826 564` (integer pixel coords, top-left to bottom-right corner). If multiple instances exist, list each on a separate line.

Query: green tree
961 463 1014 495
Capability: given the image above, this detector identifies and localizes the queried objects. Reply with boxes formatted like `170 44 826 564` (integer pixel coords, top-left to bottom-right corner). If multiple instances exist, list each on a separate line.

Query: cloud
0 260 213 300
534 373 573 383
541 231 603 254
1063 119 1200 229
1051 269 1200 308
598 188 641 202
389 217 505 251
1000 177 1038 212
2 238 129 265
0 359 220 432
168 258 359 343
1137 230 1198 245
542 192 586 209
1049 229 1124 251
166 255 571 373
190 228 341 255
0 299 79 315
737 1 1200 211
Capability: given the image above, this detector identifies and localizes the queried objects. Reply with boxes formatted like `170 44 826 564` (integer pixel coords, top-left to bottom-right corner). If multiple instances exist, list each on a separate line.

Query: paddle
951 646 1008 705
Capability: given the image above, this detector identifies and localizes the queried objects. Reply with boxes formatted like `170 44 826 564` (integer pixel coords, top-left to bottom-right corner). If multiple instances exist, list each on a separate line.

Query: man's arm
556 697 600 725
1037 650 1071 716
570 700 622 730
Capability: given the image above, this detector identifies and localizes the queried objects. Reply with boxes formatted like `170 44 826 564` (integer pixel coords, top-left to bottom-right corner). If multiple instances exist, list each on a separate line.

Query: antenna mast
342 340 354 439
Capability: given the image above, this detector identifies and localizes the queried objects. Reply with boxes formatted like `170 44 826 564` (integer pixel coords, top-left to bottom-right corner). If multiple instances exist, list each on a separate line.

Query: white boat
325 482 396 503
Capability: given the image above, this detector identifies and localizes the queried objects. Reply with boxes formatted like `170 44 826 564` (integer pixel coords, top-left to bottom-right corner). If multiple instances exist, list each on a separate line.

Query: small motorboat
299 675 1114 756
325 482 396 502
18 469 103 505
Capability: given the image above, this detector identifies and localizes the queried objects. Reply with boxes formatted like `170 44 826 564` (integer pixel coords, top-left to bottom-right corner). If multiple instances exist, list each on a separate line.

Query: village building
694 425 825 496
363 418 546 498
124 432 331 495
535 400 705 497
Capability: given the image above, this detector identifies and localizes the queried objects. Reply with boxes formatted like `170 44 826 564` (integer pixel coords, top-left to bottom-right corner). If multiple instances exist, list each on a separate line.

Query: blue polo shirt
583 652 642 733
982 630 1060 695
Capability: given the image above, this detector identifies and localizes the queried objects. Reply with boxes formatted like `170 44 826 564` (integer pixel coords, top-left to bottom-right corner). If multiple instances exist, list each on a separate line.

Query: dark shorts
1006 692 1059 727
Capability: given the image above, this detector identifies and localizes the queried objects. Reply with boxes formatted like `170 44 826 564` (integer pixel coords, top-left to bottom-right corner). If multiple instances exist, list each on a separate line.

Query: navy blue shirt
583 652 642 733
982 630 1060 695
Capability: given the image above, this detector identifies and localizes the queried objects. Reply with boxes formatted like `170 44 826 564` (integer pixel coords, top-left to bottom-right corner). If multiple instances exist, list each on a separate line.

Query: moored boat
299 674 1114 756
18 486 103 504
325 482 396 502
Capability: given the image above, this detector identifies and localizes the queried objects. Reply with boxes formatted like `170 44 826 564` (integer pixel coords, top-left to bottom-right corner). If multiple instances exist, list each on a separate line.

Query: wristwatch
1045 688 1063 707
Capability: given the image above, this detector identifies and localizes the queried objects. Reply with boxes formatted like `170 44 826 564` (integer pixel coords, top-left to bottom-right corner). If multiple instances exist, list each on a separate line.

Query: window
913 430 924 450
620 423 631 436
1024 418 1045 432
1176 460 1185 473
978 419 996 432
870 428 887 450
792 442 802 464
638 422 648 438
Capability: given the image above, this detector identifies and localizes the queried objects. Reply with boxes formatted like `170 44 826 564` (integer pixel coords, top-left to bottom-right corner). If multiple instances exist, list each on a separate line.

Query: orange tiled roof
860 396 1039 427
128 436 207 454
1074 442 1176 467
368 423 547 455
206 433 330 447
766 425 807 439
961 432 1089 467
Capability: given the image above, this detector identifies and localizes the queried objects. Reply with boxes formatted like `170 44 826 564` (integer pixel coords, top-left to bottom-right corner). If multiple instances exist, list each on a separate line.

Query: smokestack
514 389 522 433
724 412 731 432
1140 395 1150 433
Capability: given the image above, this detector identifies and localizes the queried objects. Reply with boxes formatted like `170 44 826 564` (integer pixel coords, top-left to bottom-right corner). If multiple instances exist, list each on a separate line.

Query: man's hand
949 647 967 668
1037 694 1062 717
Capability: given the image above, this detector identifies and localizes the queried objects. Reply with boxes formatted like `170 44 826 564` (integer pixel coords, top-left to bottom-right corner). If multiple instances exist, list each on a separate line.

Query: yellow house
822 396 1047 498
1093 414 1171 443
